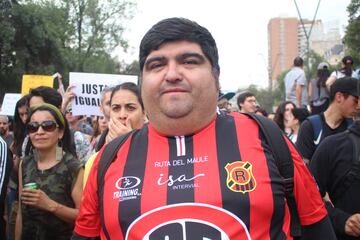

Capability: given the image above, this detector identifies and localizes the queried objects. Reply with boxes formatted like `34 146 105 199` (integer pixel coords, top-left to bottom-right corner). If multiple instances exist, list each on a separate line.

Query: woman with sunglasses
15 103 83 240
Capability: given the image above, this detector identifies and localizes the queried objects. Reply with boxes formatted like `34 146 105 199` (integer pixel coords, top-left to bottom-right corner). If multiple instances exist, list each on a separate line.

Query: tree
0 0 17 98
0 0 136 101
345 0 360 64
118 60 140 76
65 0 136 71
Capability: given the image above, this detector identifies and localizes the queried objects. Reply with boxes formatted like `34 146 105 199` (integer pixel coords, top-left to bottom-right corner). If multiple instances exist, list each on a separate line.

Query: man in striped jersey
0 136 12 239
73 17 336 239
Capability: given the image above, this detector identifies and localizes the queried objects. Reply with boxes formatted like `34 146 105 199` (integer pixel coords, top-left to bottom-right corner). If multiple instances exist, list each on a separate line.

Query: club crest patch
225 161 256 194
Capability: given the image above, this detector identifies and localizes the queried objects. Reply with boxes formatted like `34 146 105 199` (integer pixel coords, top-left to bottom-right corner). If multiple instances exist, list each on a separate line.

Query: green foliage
64 0 136 71
304 50 330 79
345 0 360 65
0 0 136 101
118 60 140 76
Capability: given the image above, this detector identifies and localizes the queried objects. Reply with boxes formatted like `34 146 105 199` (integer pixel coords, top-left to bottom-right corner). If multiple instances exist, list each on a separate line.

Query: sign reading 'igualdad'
69 72 137 116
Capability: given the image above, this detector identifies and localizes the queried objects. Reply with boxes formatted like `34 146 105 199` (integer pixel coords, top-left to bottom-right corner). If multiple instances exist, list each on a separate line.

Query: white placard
69 72 138 116
0 93 22 116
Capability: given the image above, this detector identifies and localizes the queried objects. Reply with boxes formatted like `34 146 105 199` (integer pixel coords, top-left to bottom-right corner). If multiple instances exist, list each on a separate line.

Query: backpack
332 129 360 201
96 113 301 238
308 115 353 146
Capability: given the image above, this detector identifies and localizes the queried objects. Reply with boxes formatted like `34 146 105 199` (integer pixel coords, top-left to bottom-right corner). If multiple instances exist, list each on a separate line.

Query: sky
116 0 351 92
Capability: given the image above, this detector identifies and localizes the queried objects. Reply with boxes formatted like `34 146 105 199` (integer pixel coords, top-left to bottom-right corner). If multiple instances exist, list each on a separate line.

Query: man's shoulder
320 130 350 145
228 112 260 124
287 67 304 75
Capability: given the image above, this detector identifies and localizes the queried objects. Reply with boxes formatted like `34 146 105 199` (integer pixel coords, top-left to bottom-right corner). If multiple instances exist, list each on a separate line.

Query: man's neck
323 105 346 129
149 112 216 137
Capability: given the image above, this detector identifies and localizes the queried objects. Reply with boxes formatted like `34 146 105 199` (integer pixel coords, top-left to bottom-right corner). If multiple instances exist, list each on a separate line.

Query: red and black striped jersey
75 113 327 239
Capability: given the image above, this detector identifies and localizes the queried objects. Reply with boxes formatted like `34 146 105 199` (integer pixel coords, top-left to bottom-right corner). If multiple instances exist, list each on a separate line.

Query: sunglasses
27 120 59 134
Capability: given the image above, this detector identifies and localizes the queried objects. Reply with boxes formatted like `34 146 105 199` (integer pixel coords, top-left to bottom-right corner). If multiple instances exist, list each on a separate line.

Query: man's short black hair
139 17 220 85
29 86 62 108
293 57 304 67
237 91 255 110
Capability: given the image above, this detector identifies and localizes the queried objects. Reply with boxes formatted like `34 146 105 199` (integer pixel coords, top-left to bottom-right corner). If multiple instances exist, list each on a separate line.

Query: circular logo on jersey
115 176 141 190
126 203 250 239
225 161 257 193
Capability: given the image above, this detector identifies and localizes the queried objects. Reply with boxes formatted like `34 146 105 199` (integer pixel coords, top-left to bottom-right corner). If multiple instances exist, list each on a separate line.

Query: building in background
268 17 343 86
268 17 299 84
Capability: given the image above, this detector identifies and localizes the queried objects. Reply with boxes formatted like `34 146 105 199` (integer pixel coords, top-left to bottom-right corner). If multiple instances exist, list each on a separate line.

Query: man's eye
149 62 163 69
127 106 136 111
183 59 198 65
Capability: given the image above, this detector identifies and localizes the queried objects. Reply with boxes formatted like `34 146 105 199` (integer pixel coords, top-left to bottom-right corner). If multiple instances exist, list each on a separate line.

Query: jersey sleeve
296 120 315 160
74 149 103 237
285 137 328 226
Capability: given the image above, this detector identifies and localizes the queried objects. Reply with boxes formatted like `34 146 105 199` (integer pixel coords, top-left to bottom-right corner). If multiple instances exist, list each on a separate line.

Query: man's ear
334 92 343 103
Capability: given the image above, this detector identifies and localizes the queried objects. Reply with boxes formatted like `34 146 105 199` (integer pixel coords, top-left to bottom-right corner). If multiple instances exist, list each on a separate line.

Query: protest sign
21 75 53 95
0 93 22 116
69 72 138 116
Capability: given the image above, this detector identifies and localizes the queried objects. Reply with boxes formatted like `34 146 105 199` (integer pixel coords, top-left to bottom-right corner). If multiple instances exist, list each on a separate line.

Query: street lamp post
293 0 321 81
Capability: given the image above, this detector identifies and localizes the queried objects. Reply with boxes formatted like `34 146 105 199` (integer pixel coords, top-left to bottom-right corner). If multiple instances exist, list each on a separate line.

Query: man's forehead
146 40 205 59
246 96 256 100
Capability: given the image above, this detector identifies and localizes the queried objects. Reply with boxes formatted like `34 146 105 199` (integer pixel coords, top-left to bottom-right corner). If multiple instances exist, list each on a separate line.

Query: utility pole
293 0 321 81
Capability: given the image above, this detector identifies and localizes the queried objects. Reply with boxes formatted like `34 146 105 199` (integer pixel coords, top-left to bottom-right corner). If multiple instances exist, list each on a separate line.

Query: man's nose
165 62 182 82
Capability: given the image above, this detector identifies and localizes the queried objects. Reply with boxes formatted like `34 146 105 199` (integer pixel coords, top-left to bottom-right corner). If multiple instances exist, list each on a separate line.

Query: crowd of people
0 17 359 240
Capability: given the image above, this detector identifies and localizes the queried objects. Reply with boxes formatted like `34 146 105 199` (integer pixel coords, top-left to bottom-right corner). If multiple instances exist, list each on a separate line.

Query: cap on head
218 91 235 101
330 77 359 98
317 62 329 70
293 57 304 67
342 55 354 65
